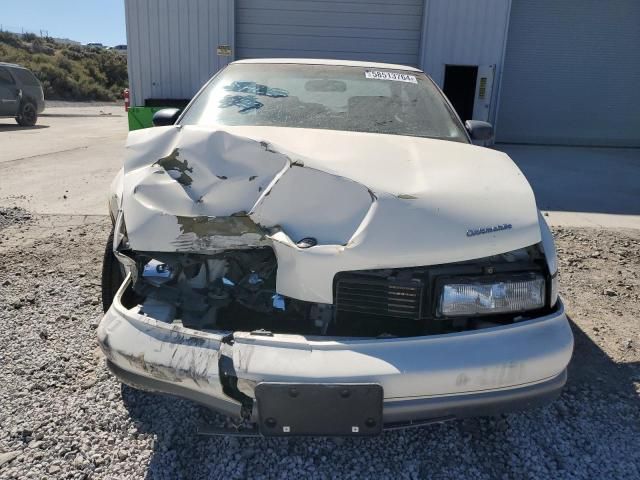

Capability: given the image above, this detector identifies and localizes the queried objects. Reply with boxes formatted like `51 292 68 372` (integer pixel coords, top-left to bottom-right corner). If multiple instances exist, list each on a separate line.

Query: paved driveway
498 144 640 229
0 104 127 216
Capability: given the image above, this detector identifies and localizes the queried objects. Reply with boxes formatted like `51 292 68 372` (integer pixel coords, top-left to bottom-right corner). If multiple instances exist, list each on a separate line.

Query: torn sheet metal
97 275 242 417
249 165 373 246
122 125 541 303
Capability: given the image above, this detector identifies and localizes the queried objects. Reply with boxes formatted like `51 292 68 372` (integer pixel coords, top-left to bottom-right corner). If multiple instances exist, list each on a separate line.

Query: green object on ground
128 107 165 131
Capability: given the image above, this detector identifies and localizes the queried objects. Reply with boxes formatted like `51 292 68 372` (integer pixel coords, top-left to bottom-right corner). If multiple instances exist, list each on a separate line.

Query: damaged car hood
122 125 541 303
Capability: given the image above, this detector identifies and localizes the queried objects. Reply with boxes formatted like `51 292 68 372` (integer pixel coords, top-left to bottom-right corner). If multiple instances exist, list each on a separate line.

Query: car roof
231 58 422 73
0 62 26 69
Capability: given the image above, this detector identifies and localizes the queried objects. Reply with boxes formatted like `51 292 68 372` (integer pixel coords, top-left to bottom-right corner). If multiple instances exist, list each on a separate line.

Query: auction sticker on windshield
364 70 417 83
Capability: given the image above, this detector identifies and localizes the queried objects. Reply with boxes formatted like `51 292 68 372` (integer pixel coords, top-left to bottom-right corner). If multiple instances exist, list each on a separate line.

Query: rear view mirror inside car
305 79 347 92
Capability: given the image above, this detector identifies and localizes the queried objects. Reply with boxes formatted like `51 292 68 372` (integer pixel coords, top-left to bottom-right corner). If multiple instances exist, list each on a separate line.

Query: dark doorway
443 65 478 122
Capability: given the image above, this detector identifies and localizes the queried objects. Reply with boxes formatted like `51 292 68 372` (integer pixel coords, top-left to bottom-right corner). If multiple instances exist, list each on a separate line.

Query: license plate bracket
255 383 383 436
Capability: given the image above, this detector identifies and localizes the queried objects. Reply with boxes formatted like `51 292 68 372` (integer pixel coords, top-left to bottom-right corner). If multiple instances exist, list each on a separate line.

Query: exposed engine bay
130 247 320 335
120 243 553 338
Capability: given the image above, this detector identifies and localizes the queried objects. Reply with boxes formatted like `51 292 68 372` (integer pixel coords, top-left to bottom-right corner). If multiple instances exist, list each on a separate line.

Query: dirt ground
0 211 638 479
553 226 639 382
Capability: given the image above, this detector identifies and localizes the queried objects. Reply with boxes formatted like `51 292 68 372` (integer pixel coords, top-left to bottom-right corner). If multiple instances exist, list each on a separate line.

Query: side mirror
465 120 493 141
152 108 181 127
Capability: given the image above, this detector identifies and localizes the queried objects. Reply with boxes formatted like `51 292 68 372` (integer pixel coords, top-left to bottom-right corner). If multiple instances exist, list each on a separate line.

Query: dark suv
0 62 45 126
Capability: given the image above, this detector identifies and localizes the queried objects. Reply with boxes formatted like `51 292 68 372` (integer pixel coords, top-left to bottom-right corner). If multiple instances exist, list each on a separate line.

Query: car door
0 67 20 116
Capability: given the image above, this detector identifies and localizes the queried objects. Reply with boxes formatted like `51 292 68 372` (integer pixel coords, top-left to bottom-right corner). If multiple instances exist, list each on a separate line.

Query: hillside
0 31 127 102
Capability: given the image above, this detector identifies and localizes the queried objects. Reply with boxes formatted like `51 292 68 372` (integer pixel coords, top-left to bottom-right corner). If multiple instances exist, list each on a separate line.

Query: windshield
180 63 468 142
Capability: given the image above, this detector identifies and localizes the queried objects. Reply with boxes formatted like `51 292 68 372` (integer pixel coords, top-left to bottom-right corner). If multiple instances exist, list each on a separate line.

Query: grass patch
0 32 127 102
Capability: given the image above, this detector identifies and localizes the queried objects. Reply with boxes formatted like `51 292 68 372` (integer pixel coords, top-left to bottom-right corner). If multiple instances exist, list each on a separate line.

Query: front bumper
98 276 573 429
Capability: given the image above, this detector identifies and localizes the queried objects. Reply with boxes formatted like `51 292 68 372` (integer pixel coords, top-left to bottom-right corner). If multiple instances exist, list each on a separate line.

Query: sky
1 0 126 46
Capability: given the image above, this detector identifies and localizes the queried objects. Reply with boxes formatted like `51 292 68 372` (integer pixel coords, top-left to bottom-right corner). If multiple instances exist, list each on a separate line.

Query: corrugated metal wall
235 0 424 66
420 0 511 123
496 0 640 146
421 0 510 86
125 0 235 106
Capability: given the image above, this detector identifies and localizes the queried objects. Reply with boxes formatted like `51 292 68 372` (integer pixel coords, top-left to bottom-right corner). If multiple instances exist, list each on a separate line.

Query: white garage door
496 0 640 147
235 0 424 67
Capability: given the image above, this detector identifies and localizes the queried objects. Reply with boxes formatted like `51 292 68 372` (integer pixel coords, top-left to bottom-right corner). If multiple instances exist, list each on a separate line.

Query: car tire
15 101 38 127
102 227 125 313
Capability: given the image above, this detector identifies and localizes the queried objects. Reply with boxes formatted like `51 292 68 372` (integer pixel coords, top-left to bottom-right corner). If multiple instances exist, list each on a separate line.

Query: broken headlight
437 273 545 317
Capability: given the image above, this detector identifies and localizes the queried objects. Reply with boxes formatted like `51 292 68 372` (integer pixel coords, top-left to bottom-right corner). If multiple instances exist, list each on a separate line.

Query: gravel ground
0 213 638 479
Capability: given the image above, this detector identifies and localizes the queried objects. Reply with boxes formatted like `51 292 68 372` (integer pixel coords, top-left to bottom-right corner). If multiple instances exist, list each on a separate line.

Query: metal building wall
419 0 511 123
235 0 424 66
125 0 235 107
496 0 640 146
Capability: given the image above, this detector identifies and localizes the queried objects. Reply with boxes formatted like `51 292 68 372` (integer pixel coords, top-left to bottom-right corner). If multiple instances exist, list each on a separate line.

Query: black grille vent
335 276 423 320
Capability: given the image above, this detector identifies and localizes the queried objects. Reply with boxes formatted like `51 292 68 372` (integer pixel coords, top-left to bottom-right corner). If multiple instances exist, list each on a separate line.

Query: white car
99 59 573 436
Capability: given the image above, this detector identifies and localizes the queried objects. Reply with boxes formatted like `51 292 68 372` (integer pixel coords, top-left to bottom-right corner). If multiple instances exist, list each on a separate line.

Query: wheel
102 227 125 312
15 101 38 126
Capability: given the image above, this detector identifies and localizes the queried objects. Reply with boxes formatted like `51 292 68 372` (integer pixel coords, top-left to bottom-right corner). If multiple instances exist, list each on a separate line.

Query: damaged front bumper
98 275 573 433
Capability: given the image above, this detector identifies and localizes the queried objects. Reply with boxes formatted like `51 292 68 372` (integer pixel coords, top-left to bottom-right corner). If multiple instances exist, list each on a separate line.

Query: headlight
438 273 545 317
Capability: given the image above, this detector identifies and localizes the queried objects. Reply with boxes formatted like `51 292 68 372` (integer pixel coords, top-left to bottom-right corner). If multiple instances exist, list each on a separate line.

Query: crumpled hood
122 125 541 303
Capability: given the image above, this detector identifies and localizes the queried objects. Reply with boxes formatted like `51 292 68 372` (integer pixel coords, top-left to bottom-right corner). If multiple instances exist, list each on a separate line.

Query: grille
335 276 424 320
